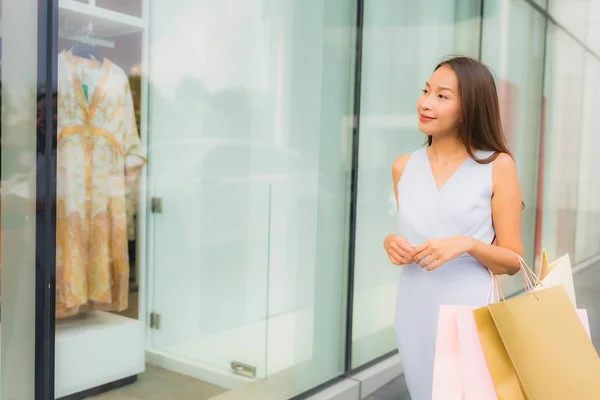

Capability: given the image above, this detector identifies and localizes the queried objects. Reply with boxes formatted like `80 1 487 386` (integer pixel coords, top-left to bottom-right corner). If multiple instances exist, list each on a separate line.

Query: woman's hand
413 235 474 271
383 234 416 265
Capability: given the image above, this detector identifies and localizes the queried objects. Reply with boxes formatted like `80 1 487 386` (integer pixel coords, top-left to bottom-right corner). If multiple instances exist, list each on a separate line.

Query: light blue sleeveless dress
394 146 495 400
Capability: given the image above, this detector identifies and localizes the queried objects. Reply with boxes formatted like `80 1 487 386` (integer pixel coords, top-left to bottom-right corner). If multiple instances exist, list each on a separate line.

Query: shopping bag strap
486 254 544 305
485 270 506 304
516 254 543 292
485 270 496 304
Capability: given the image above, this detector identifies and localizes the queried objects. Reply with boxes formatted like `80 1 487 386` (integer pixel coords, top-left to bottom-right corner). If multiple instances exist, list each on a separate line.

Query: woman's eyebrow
425 82 454 92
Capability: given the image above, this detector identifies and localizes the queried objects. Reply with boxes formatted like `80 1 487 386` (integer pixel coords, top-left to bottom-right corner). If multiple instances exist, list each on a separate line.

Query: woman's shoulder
392 153 411 172
491 152 519 188
392 148 423 183
492 152 516 166
490 152 517 174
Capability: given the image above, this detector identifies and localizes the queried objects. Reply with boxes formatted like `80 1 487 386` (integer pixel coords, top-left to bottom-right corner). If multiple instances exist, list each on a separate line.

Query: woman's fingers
388 240 413 265
395 237 416 260
424 257 446 271
387 247 404 265
385 235 426 265
414 247 434 265
413 240 431 256
386 240 403 263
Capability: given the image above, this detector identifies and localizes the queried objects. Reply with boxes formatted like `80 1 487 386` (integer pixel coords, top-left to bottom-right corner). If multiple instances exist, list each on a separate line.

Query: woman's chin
418 126 437 136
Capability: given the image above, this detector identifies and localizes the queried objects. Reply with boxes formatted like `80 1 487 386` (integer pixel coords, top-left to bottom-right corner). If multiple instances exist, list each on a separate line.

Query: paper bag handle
516 254 543 292
486 270 506 304
486 254 543 304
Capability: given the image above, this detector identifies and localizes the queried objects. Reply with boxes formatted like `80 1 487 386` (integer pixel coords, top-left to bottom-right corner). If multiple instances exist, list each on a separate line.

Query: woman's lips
419 113 435 123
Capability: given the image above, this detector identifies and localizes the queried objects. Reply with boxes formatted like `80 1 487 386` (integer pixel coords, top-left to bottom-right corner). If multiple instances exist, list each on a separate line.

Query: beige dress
56 50 146 318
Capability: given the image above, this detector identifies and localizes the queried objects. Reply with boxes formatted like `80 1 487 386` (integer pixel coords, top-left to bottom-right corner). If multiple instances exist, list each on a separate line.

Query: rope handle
486 253 543 305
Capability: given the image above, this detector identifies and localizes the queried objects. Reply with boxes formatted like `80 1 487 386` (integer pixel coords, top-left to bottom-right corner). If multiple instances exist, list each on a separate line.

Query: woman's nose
420 96 432 110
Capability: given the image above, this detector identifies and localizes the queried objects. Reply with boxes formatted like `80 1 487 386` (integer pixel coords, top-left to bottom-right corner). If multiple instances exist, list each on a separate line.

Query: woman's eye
438 94 447 99
421 89 428 94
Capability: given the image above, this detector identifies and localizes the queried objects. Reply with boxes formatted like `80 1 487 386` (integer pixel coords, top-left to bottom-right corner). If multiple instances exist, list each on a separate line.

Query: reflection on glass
540 24 585 263
574 55 600 263
146 0 354 397
587 1 600 56
547 0 588 42
56 0 354 399
1 0 38 397
481 0 545 296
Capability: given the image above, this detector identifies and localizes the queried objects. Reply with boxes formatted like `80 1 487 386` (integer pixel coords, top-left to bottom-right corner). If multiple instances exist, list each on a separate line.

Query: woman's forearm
466 237 522 276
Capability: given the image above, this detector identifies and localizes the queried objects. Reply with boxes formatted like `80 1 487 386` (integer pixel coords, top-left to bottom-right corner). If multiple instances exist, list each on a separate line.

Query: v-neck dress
56 50 146 318
394 146 495 400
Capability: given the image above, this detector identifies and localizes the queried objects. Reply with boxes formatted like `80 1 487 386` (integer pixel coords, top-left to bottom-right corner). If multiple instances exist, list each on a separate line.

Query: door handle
151 197 163 213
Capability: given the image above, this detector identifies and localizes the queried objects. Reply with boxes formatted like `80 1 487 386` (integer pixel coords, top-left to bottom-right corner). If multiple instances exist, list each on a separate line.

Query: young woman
383 56 524 400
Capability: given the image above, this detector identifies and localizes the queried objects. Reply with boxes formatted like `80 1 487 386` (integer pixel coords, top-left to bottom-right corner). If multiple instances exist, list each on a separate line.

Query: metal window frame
35 0 58 399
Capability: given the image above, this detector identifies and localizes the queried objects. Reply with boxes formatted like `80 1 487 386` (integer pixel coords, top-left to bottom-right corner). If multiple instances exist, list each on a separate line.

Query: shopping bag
538 248 550 279
474 259 600 400
535 250 577 307
432 306 463 400
474 295 592 400
456 307 498 399
432 306 497 400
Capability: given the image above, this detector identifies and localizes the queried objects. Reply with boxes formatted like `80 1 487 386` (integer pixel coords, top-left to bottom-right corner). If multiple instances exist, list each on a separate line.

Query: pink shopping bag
432 306 592 400
432 305 497 400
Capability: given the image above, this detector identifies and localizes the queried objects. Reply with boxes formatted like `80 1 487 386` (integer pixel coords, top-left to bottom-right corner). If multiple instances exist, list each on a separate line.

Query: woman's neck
428 135 467 162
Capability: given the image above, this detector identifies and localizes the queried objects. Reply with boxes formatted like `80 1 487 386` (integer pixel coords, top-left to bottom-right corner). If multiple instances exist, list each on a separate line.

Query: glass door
146 145 272 380
144 0 356 395
144 0 273 381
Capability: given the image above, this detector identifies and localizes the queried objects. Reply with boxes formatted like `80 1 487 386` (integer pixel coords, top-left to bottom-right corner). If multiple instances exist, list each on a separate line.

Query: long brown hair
427 56 512 164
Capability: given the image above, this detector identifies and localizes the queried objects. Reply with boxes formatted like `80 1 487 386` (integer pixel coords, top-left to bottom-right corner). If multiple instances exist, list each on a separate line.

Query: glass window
351 0 481 369
571 50 600 354
586 0 600 55
547 0 588 42
1 0 38 397
481 0 545 295
55 0 356 398
574 54 600 263
95 0 143 18
539 23 586 263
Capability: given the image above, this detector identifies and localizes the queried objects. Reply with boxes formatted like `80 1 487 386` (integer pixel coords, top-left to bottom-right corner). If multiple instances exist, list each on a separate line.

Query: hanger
69 22 105 62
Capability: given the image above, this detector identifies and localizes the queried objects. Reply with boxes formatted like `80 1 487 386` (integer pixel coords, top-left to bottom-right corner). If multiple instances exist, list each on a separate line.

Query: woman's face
416 65 462 138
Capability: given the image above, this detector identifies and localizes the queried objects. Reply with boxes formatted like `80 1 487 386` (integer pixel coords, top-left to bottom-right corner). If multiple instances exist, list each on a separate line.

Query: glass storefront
4 0 600 399
540 22 586 264
1 0 41 398
53 0 355 399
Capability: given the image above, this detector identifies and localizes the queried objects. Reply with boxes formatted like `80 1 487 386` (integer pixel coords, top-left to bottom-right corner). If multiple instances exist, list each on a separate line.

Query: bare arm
384 154 416 265
466 153 524 275
391 154 411 209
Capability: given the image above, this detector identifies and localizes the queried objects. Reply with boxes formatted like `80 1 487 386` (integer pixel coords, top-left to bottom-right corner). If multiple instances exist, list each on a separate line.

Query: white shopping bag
535 250 577 307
